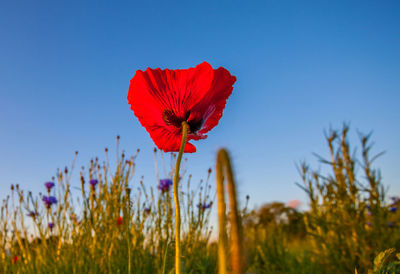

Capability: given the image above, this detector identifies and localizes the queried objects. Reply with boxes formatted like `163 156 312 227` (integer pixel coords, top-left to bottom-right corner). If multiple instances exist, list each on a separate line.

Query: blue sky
0 0 399 209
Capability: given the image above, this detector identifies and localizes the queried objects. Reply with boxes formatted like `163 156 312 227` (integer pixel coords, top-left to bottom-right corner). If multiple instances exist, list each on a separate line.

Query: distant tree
243 201 305 239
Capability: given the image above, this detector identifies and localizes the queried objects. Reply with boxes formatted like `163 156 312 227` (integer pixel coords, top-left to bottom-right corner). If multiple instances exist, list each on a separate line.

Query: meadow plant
366 248 400 273
0 139 217 273
238 125 400 273
215 149 244 274
1 125 398 273
127 61 237 274
299 125 400 273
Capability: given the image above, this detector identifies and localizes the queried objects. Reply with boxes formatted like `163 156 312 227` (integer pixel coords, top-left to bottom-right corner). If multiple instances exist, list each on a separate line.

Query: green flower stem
174 121 188 274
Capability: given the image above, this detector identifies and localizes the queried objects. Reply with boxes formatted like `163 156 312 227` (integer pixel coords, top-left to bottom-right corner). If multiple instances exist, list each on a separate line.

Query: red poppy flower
127 62 236 153
13 256 18 263
118 216 123 226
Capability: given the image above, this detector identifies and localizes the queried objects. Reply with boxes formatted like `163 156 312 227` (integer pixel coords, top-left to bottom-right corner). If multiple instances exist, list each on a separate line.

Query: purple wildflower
44 182 55 191
48 222 55 231
89 179 98 188
144 207 151 214
197 202 213 210
366 222 371 227
158 179 173 192
42 196 58 208
390 207 397 213
388 222 394 228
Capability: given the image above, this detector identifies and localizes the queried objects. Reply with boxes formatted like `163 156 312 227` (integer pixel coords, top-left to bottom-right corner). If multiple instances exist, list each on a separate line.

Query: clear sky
1 0 399 209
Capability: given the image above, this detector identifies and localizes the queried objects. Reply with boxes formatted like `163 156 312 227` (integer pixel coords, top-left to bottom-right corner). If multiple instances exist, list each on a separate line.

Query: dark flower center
162 109 203 133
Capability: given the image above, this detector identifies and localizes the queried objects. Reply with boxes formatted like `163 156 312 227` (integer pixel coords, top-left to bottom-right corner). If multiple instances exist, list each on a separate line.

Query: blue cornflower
48 222 55 231
44 182 55 192
90 179 98 188
197 202 213 210
390 207 397 213
158 179 173 192
42 196 58 208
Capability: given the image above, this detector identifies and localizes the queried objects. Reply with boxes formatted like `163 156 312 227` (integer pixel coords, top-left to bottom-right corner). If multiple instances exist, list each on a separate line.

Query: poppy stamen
188 119 204 133
163 109 204 133
162 109 182 128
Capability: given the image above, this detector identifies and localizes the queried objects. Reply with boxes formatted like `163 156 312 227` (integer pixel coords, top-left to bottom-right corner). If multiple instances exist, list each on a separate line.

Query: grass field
1 125 400 273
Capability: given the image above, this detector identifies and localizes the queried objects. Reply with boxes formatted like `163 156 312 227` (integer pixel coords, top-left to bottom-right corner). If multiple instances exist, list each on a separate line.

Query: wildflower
42 196 58 208
144 207 151 214
127 62 236 153
48 222 55 231
158 179 173 192
388 222 394 228
197 202 213 210
89 179 98 189
27 211 38 218
118 216 123 226
12 256 18 264
44 181 55 191
391 196 400 203
390 207 397 212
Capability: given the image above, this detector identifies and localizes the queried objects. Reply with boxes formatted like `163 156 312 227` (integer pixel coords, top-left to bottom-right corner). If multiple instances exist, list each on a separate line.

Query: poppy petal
130 62 214 118
147 126 197 153
191 67 236 134
189 133 207 141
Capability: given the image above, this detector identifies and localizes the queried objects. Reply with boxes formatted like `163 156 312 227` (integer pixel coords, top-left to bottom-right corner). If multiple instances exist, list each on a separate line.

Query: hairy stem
174 121 188 274
216 149 244 274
